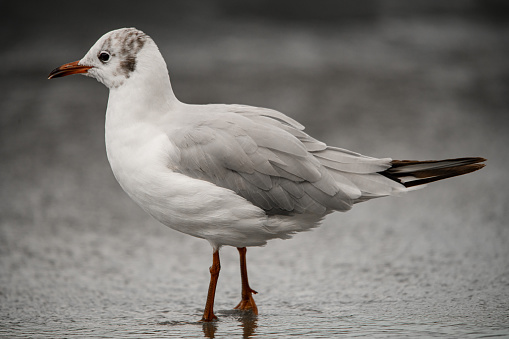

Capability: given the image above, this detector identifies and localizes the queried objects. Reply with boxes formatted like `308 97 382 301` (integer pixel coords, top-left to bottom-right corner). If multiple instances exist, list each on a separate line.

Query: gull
48 28 485 322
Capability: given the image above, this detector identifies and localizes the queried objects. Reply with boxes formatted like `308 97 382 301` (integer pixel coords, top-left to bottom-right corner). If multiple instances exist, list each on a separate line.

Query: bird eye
98 51 111 63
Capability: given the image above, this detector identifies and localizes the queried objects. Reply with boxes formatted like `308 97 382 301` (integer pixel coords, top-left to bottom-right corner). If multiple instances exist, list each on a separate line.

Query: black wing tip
382 157 486 188
390 157 486 167
401 162 486 188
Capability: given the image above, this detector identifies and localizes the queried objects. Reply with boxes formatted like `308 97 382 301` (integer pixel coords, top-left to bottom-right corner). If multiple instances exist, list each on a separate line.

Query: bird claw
234 294 258 315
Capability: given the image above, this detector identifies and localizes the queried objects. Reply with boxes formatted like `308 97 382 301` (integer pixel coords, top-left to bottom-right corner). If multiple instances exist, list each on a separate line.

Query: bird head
48 28 156 89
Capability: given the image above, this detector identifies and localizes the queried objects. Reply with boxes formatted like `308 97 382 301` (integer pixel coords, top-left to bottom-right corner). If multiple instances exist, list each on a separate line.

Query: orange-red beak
48 60 92 79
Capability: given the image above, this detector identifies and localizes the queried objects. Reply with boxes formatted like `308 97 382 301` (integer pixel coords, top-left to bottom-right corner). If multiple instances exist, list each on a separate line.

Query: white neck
106 42 182 125
104 45 185 179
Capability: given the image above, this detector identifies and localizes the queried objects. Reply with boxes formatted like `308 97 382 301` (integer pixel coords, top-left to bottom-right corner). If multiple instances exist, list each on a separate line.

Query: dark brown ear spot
120 55 136 73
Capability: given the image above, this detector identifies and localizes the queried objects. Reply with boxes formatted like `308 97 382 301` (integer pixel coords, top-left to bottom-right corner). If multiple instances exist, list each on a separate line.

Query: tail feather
380 157 486 188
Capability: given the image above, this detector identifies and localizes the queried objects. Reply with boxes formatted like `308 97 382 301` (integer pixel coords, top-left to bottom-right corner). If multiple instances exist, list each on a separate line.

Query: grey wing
170 104 402 216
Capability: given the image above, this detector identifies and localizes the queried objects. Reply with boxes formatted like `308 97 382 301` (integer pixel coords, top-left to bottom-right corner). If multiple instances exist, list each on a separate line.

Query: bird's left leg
234 247 258 314
201 249 221 322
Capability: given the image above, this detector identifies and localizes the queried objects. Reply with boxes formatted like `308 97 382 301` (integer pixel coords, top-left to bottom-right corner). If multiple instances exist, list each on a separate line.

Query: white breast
105 113 279 248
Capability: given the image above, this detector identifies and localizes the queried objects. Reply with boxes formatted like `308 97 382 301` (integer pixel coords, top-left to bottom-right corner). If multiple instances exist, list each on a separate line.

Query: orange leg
234 247 258 314
201 250 220 322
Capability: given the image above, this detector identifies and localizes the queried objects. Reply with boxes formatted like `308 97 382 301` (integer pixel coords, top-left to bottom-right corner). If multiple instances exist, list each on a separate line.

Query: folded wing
169 104 404 216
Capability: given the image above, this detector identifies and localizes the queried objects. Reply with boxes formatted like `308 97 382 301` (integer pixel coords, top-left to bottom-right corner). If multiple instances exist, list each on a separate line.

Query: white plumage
83 28 410 248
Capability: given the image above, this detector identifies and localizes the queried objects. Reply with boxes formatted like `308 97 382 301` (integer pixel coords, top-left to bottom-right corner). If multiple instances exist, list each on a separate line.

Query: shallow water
1 4 509 338
1 217 508 338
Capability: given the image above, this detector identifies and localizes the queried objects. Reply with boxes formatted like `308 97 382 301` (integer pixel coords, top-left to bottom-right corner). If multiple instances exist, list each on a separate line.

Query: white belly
104 123 278 248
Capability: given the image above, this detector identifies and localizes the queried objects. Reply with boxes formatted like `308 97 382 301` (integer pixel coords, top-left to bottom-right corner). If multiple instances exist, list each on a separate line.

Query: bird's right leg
234 247 258 314
201 249 221 322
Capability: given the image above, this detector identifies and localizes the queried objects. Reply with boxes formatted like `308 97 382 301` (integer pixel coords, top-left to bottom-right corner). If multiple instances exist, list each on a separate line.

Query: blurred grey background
1 1 508 338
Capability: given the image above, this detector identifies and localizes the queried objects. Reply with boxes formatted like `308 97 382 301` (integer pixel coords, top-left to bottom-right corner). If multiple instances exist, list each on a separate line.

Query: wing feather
169 104 399 215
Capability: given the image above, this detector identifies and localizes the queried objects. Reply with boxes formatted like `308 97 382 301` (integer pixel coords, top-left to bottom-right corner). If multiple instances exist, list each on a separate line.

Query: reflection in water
239 312 258 338
202 321 217 338
202 311 258 338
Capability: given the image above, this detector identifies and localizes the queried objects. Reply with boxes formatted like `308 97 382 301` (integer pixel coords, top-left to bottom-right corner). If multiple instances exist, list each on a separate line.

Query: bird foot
200 313 218 322
234 290 258 315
